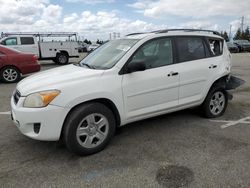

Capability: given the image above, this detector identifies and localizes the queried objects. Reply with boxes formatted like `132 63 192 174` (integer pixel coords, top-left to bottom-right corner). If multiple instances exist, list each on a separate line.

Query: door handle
168 71 179 77
209 64 217 69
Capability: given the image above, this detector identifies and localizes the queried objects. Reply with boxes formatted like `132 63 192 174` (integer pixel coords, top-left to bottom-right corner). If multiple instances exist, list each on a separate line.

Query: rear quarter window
20 37 35 45
208 38 223 56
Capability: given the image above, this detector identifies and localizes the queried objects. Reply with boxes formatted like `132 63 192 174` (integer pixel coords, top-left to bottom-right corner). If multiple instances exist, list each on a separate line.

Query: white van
0 33 79 65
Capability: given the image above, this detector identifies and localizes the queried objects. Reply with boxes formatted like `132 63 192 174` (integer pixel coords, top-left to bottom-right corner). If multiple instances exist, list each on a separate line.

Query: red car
0 45 40 83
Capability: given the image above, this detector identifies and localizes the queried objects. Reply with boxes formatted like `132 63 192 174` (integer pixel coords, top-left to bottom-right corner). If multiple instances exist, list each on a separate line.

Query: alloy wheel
209 91 225 115
76 113 109 149
3 68 18 82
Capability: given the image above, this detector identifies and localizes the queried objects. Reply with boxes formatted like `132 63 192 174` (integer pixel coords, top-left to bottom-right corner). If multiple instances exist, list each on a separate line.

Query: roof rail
125 29 220 37
1 32 78 38
126 32 147 36
153 29 220 35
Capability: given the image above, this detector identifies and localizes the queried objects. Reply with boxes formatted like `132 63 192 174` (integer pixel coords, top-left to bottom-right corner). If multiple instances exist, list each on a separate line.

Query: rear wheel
0 66 21 83
202 87 228 118
63 103 116 155
56 53 69 65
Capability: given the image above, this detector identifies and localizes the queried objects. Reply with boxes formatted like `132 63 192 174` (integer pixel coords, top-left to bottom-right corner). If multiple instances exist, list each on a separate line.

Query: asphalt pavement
0 53 250 188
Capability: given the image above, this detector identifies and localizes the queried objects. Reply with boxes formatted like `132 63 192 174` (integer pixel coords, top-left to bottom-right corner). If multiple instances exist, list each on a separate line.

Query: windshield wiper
80 63 95 69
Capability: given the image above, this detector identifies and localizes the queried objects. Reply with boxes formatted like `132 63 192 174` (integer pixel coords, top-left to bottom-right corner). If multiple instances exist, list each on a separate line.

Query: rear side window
176 37 206 63
4 38 17 46
20 37 35 45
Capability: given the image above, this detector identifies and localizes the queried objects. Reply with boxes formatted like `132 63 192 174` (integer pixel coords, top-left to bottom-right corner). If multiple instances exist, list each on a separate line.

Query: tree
96 39 104 45
244 26 250 40
234 28 242 40
221 31 229 42
83 39 89 44
83 39 92 45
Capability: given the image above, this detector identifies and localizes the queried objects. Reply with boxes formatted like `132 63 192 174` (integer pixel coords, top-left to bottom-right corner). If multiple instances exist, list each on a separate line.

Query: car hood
17 64 105 96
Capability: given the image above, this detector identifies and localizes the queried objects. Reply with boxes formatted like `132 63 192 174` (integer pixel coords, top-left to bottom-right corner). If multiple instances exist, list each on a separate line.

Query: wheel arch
202 75 230 103
60 98 121 139
210 75 229 89
0 65 22 74
58 50 69 57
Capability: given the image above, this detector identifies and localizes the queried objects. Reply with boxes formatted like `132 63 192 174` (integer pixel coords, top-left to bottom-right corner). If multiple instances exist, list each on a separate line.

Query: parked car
226 42 239 53
0 32 79 65
0 45 40 83
11 29 244 155
88 44 100 51
78 42 89 53
78 45 88 53
233 40 250 52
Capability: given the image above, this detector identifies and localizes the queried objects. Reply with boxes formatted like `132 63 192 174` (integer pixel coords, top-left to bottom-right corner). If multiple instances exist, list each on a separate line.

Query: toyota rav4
11 29 243 155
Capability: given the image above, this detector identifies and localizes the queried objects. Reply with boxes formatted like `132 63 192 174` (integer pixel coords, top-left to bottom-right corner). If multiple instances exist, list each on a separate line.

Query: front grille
13 90 21 105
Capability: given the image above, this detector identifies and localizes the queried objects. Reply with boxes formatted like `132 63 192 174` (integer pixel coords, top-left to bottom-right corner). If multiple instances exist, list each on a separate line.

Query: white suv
11 29 237 155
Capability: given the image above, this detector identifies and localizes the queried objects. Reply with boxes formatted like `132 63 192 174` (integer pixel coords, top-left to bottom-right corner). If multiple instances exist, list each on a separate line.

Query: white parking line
210 117 250 129
0 111 11 115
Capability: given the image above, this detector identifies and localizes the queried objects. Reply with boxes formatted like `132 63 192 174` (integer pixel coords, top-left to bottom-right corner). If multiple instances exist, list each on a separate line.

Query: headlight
23 90 60 108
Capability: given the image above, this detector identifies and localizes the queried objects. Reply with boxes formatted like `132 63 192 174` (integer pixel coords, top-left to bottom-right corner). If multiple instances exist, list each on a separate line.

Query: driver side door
121 37 179 122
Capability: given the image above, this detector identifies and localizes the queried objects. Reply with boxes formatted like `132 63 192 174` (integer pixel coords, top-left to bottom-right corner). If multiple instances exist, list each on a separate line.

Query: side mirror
127 61 146 73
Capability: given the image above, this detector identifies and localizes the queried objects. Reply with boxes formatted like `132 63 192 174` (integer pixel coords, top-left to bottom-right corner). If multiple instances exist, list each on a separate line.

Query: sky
0 0 250 41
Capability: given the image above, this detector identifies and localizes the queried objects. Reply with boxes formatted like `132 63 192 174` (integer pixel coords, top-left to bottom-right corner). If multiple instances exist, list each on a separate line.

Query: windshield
79 39 138 69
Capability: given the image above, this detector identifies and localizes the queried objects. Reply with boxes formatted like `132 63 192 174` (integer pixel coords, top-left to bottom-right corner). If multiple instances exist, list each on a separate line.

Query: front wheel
0 66 21 83
63 103 116 155
201 88 228 118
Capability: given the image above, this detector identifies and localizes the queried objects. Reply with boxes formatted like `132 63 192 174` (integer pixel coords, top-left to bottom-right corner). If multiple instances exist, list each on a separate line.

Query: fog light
33 123 41 134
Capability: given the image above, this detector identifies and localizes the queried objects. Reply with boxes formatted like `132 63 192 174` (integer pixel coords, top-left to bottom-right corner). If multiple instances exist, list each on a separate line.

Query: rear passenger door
175 36 213 105
20 37 39 56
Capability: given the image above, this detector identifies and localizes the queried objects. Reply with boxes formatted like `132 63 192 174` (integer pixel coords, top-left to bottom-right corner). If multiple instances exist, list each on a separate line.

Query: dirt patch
236 86 250 92
156 165 194 188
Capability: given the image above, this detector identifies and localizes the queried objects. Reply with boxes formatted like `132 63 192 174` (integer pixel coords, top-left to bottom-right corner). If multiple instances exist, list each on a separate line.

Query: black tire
0 66 21 83
56 53 69 65
63 102 116 155
201 87 228 118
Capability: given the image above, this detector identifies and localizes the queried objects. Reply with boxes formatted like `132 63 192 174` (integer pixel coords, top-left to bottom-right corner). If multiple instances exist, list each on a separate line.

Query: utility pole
229 24 232 41
241 16 244 32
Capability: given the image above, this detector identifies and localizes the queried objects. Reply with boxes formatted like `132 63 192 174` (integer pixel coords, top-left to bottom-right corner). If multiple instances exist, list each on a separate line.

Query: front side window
130 38 173 69
4 38 17 46
21 37 35 45
79 39 138 70
176 37 206 62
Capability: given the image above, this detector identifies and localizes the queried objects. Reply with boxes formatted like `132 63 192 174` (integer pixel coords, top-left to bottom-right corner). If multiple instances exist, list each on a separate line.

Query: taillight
32 55 38 63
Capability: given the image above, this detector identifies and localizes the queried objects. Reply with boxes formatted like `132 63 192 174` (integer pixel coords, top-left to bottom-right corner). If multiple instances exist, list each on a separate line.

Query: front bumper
11 96 69 141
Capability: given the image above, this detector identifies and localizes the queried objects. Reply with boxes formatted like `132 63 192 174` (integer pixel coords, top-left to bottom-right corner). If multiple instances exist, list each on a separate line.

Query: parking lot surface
0 53 250 188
